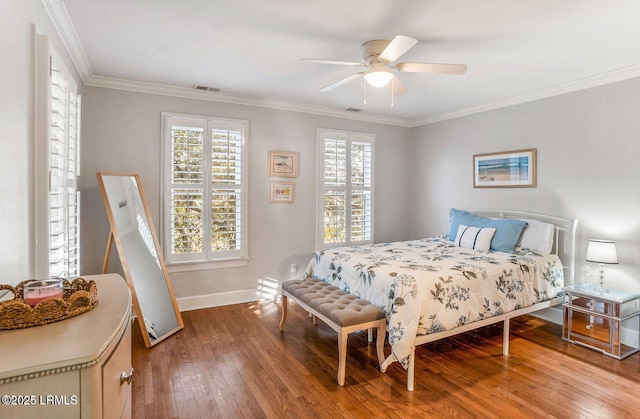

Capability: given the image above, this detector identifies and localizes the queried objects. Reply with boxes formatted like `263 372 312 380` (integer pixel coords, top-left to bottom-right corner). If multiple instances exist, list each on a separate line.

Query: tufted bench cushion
282 279 386 327
279 278 386 386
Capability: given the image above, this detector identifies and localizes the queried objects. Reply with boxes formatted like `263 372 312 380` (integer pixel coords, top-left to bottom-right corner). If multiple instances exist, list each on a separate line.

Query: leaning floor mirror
97 172 183 347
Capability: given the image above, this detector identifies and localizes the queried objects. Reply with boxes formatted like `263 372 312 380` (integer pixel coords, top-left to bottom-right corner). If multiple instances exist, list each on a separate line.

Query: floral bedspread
305 236 563 369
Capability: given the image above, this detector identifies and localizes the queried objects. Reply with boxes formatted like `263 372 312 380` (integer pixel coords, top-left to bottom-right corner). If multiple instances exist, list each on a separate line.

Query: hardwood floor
131 300 640 418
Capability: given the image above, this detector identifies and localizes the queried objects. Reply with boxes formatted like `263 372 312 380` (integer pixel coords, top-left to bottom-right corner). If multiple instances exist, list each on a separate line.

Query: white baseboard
176 288 263 312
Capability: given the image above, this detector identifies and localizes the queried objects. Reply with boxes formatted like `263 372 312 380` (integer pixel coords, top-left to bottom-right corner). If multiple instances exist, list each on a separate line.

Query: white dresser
0 274 133 418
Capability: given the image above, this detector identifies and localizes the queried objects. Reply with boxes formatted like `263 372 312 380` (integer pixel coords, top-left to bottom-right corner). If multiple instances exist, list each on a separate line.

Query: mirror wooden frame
97 172 183 347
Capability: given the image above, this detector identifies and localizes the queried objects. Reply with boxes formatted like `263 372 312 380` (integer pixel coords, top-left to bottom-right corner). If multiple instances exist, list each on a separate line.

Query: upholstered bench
279 278 386 386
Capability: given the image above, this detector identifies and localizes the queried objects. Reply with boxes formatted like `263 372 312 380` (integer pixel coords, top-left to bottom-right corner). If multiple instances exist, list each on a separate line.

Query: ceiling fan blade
319 72 365 92
300 58 364 66
391 77 408 96
379 35 418 63
396 62 468 75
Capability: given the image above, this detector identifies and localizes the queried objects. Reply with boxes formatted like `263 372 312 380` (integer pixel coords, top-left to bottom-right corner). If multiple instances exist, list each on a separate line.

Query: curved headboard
468 210 578 286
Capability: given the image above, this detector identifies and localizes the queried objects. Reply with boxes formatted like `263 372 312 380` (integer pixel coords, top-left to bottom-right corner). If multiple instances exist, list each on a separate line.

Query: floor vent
194 85 221 92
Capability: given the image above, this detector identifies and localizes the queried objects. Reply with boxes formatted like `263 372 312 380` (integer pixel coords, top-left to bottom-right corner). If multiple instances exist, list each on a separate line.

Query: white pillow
517 219 555 253
454 225 496 252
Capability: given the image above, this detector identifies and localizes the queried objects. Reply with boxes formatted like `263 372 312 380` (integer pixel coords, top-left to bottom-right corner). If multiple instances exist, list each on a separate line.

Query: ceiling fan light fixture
364 64 393 87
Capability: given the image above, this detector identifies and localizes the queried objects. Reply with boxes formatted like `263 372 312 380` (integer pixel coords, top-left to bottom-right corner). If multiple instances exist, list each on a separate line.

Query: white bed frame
380 210 578 391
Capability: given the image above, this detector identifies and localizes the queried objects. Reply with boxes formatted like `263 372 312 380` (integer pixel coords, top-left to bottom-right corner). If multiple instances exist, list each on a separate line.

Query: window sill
166 257 249 273
317 240 373 251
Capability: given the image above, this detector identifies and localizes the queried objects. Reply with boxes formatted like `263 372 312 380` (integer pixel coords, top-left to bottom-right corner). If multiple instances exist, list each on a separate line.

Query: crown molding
409 64 640 127
40 0 94 84
85 75 413 127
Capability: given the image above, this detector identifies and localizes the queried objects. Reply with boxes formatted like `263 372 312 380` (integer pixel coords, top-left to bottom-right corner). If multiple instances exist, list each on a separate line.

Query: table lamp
586 239 618 293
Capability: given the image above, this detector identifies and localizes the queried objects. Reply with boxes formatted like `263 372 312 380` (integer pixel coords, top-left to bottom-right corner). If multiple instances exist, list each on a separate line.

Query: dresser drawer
571 296 610 315
102 321 133 419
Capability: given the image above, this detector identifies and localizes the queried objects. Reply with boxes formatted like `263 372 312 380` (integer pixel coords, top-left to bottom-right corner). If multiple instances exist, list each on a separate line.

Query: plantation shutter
164 115 247 265
318 129 374 248
350 140 373 242
48 52 81 278
322 136 347 243
210 124 243 255
167 117 206 261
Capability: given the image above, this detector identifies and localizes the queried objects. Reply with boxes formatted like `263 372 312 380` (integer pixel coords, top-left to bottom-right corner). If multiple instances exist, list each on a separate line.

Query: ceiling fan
301 35 467 96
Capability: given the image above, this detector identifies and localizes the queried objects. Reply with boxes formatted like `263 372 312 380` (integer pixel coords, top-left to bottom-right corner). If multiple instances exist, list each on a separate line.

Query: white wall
408 77 640 294
80 87 412 301
0 0 80 282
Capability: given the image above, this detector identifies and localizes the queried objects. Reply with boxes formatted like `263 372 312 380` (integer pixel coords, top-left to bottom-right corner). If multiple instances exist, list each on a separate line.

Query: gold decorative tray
0 278 98 330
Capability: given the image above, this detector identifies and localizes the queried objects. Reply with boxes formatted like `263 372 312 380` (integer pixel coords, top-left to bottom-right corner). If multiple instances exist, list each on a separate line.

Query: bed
305 209 578 390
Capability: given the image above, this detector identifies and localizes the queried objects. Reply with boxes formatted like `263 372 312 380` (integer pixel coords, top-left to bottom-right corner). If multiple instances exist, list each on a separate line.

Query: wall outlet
290 263 297 279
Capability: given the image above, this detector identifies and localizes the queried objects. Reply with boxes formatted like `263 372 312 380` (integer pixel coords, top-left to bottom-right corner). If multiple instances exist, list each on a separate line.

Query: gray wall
80 87 412 299
408 77 640 294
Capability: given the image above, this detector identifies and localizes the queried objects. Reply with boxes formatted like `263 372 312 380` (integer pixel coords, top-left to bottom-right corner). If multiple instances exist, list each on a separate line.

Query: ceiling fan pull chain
391 79 394 108
363 77 367 105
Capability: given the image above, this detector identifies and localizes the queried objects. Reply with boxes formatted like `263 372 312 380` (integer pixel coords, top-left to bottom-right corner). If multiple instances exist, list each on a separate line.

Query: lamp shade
586 239 618 264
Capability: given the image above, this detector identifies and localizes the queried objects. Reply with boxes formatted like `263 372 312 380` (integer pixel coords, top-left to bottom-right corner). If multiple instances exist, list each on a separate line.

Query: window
317 129 374 249
162 113 248 270
34 32 81 278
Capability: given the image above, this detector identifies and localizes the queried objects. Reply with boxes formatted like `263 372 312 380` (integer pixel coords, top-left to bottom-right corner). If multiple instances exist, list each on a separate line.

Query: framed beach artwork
270 181 295 203
268 150 298 177
473 148 537 188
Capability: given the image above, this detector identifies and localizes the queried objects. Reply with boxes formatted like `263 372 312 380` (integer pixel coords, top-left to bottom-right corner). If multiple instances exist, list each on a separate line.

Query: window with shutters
161 113 248 270
317 129 374 249
35 33 81 279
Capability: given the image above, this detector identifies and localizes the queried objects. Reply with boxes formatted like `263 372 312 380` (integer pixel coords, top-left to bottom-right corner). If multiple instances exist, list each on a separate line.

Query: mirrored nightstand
562 285 640 359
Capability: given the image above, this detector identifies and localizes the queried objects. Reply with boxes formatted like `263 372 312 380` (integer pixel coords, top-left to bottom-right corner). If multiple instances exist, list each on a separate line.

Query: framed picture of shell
268 150 298 177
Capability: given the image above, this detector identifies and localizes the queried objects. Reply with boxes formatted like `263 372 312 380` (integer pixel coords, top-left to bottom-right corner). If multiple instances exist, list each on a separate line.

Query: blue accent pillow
448 208 527 253
448 209 481 240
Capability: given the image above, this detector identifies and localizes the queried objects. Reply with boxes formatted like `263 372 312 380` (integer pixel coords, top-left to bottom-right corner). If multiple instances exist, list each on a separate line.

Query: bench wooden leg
337 329 348 386
279 294 288 331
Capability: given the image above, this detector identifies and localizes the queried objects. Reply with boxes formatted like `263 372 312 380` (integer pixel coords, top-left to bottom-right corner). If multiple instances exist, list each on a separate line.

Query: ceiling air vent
193 85 221 92
345 108 361 112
